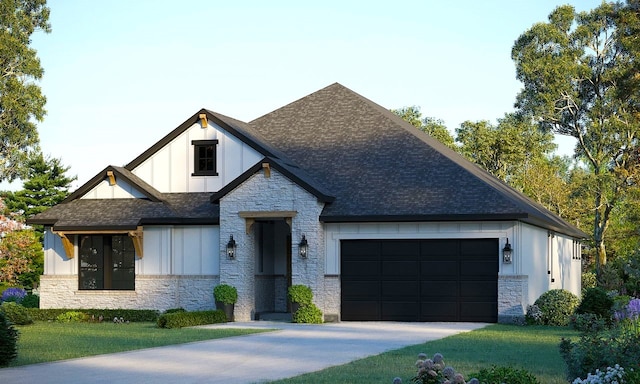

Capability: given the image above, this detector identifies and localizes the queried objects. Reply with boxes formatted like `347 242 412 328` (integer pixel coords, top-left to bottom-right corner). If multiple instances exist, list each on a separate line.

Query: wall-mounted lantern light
503 238 512 264
226 235 236 259
299 235 309 258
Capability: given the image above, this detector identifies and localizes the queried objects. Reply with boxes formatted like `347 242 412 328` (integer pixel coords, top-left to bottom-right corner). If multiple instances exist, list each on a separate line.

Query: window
192 140 219 176
79 235 135 290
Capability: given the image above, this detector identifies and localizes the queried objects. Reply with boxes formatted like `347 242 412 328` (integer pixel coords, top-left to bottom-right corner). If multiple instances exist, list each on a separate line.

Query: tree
455 113 556 183
391 106 456 149
512 2 640 273
0 229 42 288
2 153 75 217
0 0 51 182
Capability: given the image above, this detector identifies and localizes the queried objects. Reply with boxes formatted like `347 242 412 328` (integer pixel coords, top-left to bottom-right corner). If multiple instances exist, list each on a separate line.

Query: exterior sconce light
503 238 512 264
226 235 236 259
299 235 309 258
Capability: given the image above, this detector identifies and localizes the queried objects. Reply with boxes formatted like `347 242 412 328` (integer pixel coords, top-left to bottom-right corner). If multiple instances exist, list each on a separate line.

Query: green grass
8 321 270 367
270 324 579 384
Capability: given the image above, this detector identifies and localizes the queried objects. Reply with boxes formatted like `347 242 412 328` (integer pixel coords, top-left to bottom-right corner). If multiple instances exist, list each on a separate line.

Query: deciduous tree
392 106 456 149
512 2 640 272
0 0 50 181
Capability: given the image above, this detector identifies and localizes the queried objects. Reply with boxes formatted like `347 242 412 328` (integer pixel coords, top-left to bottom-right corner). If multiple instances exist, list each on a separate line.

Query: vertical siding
130 121 263 193
43 228 76 275
81 179 147 199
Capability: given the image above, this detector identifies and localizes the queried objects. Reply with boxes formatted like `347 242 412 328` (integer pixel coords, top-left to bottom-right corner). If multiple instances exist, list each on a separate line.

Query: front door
254 220 291 315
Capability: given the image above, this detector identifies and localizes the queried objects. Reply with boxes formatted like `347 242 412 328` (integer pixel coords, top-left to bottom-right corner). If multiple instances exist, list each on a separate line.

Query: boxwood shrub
0 302 33 325
157 310 227 328
26 308 159 322
292 303 323 324
0 311 18 367
532 289 579 326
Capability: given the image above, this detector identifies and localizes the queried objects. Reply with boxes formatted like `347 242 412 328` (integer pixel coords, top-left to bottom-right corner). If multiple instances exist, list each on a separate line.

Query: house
28 83 585 323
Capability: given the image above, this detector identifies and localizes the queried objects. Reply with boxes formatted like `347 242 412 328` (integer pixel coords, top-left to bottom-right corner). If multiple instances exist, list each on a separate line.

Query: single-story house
28 83 585 323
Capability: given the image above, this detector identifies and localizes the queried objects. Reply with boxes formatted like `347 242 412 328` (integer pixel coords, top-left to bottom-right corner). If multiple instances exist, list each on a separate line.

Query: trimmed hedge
26 308 160 322
0 302 33 325
157 310 227 328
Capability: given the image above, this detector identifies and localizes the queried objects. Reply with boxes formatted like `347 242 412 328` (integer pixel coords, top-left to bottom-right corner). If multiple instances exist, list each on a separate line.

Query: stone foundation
39 275 219 311
498 275 528 323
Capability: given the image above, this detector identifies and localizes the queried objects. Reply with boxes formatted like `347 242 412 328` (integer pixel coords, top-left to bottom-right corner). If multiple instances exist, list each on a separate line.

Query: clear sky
3 0 603 191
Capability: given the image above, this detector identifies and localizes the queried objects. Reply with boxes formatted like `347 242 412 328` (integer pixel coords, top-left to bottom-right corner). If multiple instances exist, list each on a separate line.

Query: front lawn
271 324 579 384
7 321 270 367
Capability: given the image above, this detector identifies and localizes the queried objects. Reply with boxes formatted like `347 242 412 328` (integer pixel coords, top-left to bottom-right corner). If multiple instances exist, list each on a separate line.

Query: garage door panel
460 302 498 322
342 261 380 277
342 301 379 321
460 281 497 297
461 261 497 277
382 261 419 277
421 281 458 297
420 240 459 256
421 302 458 321
421 261 458 277
460 239 498 255
381 241 420 256
382 301 420 321
382 280 418 297
342 281 380 298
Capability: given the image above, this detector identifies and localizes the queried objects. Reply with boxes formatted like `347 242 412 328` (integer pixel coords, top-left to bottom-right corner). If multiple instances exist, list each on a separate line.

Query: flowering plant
1 287 26 303
408 353 478 384
572 364 627 384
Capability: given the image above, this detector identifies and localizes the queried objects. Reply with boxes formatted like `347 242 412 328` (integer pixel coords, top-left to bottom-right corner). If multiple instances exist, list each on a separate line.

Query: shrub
20 293 39 308
1 287 27 303
292 303 323 324
469 365 540 384
163 308 186 314
0 302 33 325
56 311 90 323
576 287 614 320
0 312 18 367
570 313 607 333
213 284 237 305
532 289 579 326
287 285 313 306
26 308 159 322
581 271 597 295
560 327 640 380
157 310 227 328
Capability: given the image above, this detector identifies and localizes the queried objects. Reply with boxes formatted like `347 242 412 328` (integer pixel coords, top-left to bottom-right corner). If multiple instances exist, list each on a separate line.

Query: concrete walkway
0 321 487 384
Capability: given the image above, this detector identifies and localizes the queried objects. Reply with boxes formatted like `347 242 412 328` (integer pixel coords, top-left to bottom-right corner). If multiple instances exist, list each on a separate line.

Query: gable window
192 140 219 176
79 234 135 290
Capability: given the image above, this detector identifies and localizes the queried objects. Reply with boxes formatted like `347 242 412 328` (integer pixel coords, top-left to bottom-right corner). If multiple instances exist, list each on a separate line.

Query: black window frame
78 234 136 291
192 139 219 176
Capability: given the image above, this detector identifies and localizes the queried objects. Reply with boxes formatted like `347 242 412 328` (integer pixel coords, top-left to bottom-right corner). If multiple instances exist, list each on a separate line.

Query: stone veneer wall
498 275 528 323
219 168 326 321
323 276 341 321
39 275 218 311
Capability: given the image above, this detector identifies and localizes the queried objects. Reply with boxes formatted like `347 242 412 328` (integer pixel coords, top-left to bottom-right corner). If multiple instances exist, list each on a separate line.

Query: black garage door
341 239 498 322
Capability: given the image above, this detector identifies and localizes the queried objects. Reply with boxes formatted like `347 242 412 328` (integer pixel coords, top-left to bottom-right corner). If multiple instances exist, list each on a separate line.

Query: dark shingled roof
28 83 585 238
29 192 218 231
249 83 586 238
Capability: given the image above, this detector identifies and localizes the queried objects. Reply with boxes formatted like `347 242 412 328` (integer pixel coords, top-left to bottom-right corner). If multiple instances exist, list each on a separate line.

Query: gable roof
249 83 586 238
64 166 165 203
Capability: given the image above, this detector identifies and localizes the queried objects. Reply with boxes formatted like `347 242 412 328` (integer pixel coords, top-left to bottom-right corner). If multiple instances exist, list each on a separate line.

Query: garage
340 239 498 322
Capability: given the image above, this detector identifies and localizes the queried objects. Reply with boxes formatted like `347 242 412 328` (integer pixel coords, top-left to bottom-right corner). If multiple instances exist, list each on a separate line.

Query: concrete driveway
0 321 487 384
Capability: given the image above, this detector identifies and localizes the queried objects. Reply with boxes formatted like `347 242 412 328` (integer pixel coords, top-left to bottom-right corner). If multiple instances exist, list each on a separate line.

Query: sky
2 0 604 191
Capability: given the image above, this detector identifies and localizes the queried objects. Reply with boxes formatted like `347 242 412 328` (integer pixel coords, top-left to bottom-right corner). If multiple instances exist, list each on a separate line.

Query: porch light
226 235 236 259
299 235 309 258
503 238 512 264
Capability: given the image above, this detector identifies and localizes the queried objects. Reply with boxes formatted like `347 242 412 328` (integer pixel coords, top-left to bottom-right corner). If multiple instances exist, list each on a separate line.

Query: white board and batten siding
131 121 263 193
139 226 220 276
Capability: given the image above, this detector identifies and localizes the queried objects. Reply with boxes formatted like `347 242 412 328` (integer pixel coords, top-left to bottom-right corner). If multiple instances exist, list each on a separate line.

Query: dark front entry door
340 239 498 322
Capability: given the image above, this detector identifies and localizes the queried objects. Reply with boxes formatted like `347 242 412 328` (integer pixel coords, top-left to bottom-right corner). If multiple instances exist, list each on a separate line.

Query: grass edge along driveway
8 321 271 367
